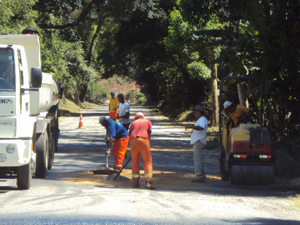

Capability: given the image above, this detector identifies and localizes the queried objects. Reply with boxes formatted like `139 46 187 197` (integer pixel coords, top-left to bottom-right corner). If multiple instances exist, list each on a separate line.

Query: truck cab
0 35 60 189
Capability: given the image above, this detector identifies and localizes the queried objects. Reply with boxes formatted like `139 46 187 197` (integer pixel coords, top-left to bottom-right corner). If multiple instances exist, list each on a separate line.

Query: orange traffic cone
78 113 84 128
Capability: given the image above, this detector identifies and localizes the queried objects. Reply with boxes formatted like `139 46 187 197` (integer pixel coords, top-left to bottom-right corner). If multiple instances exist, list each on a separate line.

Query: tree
0 0 37 33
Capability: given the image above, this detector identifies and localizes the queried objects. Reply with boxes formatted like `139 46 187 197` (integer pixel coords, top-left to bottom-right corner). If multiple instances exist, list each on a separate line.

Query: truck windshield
0 48 15 90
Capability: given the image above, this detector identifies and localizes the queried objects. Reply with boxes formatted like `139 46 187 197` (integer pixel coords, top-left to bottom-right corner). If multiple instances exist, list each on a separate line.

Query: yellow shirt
227 105 250 127
109 98 119 112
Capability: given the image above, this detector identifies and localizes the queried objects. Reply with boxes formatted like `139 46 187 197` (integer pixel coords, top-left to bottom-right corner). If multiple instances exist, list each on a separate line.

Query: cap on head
194 105 205 112
223 101 232 111
135 112 144 120
111 91 115 96
99 116 107 124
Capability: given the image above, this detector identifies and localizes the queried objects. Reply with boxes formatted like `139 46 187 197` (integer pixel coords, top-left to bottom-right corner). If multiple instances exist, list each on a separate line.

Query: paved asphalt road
0 105 300 224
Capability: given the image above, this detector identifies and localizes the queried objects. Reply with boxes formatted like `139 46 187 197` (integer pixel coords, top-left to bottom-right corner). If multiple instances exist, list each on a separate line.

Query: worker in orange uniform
223 101 253 134
99 116 129 171
109 92 119 120
129 112 156 190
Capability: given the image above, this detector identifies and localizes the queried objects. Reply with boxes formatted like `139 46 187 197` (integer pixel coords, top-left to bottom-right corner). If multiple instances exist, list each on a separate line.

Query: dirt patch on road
57 169 220 190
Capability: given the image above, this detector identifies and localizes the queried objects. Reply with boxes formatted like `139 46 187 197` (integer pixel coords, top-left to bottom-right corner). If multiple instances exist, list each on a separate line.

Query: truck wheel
219 157 229 181
53 128 59 153
48 134 55 170
17 163 32 190
35 132 49 178
53 109 59 153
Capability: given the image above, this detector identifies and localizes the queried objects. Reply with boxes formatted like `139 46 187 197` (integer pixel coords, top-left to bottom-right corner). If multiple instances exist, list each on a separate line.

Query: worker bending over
223 101 253 133
99 116 129 171
129 112 156 190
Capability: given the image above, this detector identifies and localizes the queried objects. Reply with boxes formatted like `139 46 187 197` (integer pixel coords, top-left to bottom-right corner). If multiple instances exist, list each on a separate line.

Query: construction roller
218 76 276 186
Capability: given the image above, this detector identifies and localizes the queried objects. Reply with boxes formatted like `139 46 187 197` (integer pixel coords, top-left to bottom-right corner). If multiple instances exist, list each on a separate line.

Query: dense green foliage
1 0 300 174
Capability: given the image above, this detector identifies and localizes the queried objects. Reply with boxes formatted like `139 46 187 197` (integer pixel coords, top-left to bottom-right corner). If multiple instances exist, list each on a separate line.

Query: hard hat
135 112 144 119
223 101 232 111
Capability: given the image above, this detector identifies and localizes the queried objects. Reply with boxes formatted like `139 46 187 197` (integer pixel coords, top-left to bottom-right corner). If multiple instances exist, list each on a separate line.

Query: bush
137 96 146 105
125 90 144 102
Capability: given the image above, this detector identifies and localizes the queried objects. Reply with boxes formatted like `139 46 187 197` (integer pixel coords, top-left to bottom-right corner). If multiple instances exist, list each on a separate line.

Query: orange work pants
112 136 129 170
130 138 153 182
109 111 118 120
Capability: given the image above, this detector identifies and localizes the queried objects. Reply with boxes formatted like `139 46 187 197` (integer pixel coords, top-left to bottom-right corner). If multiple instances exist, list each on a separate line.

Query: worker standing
129 112 156 190
185 105 208 183
109 91 119 120
99 116 129 171
115 93 130 130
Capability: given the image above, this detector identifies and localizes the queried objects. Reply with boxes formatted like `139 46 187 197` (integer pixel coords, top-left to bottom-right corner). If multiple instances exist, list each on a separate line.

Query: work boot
113 168 121 173
132 178 140 188
133 184 140 188
191 177 206 183
145 180 156 190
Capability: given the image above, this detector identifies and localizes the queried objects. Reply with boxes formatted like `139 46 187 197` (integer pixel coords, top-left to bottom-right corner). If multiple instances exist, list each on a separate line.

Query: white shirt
190 116 208 145
118 101 130 124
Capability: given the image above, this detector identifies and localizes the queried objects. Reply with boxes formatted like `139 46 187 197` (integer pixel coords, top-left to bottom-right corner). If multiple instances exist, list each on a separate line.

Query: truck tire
219 157 229 181
17 163 32 190
48 134 55 170
35 132 49 178
53 128 59 153
52 108 59 152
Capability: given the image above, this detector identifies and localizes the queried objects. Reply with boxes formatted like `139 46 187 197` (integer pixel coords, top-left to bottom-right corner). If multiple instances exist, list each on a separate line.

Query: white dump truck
0 34 61 189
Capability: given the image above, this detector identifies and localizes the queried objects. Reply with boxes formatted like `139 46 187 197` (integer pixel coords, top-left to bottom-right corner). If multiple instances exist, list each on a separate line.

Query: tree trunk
235 18 246 106
79 84 88 103
210 55 218 126
237 83 246 106
87 20 103 65
78 20 102 103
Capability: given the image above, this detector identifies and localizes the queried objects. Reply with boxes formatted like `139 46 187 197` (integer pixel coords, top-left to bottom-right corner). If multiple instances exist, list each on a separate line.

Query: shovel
92 138 118 175
103 157 132 181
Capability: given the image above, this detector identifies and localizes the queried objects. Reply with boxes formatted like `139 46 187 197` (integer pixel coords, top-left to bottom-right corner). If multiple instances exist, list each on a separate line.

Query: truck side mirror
31 67 42 88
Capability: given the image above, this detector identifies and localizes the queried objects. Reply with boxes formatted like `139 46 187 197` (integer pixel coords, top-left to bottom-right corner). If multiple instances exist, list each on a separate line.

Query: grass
206 127 219 149
288 195 300 209
58 98 101 115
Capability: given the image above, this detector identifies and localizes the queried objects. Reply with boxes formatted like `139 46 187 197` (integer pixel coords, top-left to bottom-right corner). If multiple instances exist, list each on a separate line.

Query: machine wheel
219 157 229 181
17 163 32 189
230 165 275 185
48 134 55 170
35 132 49 178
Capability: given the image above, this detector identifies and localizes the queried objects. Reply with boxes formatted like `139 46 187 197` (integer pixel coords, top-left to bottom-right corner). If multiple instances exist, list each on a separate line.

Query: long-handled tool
92 138 118 175
113 157 132 181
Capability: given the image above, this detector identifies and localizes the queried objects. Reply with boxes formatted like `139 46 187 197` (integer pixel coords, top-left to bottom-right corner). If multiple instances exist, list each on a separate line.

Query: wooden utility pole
211 54 219 126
